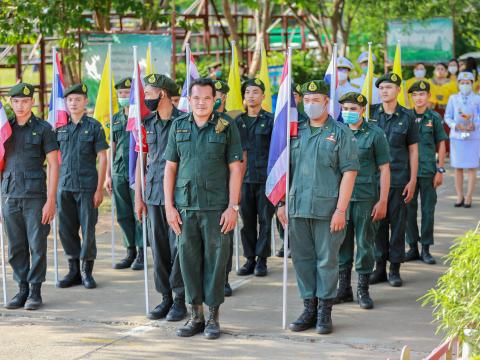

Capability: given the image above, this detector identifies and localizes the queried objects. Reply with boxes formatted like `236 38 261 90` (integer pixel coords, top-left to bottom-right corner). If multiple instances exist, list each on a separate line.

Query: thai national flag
265 59 298 206
47 50 68 129
177 53 200 113
0 101 12 171
324 52 339 119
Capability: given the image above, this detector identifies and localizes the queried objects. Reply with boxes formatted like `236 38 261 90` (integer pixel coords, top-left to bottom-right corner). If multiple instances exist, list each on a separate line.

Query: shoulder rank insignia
215 118 230 133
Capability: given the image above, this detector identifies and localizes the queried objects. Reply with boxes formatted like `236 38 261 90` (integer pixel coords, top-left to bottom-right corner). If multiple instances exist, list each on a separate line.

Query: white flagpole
366 42 372 122
0 190 7 305
186 43 191 112
133 46 150 315
52 46 59 284
271 217 276 256
108 44 116 268
329 44 338 117
282 47 293 330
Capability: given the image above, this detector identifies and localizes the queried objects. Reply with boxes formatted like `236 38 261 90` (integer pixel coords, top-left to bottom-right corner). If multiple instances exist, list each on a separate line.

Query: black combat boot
224 274 233 297
57 259 82 288
114 247 137 269
166 293 187 322
204 306 221 340
254 257 268 277
369 260 388 285
405 245 420 262
4 282 29 309
24 283 42 310
316 299 334 335
357 274 374 309
81 260 97 289
148 292 174 320
288 298 318 332
131 248 144 270
421 245 436 265
276 245 284 258
334 269 353 304
388 262 403 287
237 257 256 276
176 305 205 337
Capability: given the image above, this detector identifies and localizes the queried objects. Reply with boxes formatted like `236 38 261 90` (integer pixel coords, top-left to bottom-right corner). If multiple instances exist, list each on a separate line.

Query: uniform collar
69 113 87 125
379 103 401 117
187 112 216 125
308 115 334 132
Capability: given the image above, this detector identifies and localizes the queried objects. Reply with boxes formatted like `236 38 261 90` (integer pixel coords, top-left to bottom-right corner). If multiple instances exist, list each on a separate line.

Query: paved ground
0 167 478 360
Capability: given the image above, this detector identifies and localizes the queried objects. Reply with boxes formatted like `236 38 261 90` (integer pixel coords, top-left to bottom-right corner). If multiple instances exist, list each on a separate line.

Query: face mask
304 103 326 120
448 66 458 75
213 98 222 111
459 83 472 96
118 97 129 107
215 70 222 78
414 69 426 78
361 66 368 75
144 96 160 111
338 70 349 82
342 111 360 124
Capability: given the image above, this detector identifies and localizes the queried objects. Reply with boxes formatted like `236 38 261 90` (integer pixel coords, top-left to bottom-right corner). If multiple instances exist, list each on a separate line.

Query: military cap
293 83 303 95
375 72 402 88
338 92 368 106
357 51 377 64
7 83 34 98
337 56 353 70
457 71 474 82
209 61 222 69
408 80 430 93
241 78 265 95
144 73 177 95
115 77 132 90
214 80 230 94
301 80 329 96
64 83 88 97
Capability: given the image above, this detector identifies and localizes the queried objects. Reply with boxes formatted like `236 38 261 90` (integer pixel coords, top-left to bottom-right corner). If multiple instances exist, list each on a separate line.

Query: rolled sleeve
338 129 360 173
163 123 180 163
94 124 109 153
226 122 243 163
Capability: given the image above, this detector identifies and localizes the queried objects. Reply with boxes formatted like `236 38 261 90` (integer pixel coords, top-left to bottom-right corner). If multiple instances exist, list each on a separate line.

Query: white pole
234 221 240 272
0 190 7 305
51 46 59 284
282 47 293 330
366 42 372 122
108 44 116 268
134 46 150 315
186 43 191 112
271 217 276 256
329 44 338 117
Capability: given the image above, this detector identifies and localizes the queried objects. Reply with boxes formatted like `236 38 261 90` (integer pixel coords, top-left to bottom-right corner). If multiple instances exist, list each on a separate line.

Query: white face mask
304 103 326 120
414 69 426 78
448 66 458 75
459 83 472 96
338 71 349 82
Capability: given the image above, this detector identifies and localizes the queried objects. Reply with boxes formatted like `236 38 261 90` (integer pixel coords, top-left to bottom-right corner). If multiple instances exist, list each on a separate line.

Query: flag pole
271 217 276 256
186 43 191 112
282 46 293 330
366 42 372 122
0 190 7 305
108 44 116 268
134 46 150 315
329 44 338 117
52 46 59 284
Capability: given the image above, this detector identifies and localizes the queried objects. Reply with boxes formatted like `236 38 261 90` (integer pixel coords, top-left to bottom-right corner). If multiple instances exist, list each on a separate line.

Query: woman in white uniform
444 71 480 208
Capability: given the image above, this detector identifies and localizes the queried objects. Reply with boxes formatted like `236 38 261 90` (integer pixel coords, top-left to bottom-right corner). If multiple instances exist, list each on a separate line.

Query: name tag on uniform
84 130 89 134
32 132 37 136
176 129 189 133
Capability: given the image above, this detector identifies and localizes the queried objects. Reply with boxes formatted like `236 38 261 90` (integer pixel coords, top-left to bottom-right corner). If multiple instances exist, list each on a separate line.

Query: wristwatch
437 167 446 174
230 204 240 211
277 201 286 207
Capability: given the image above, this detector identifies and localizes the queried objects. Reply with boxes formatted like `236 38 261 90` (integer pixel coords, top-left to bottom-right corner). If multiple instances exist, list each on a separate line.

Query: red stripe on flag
267 173 286 206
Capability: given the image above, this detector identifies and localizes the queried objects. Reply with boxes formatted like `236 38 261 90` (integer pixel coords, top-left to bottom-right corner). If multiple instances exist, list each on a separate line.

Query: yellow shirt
430 79 457 107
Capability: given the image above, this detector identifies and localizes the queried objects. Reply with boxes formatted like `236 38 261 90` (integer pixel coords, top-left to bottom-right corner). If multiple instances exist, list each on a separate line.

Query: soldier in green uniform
2 83 59 310
164 78 243 340
369 73 419 287
56 83 109 289
277 80 359 334
135 74 186 321
335 92 390 309
235 78 275 277
105 77 144 270
405 81 447 265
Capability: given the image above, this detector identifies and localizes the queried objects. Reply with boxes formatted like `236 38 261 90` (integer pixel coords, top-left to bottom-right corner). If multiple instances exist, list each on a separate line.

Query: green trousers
112 174 143 249
290 217 345 300
339 201 376 274
406 176 437 247
177 209 230 307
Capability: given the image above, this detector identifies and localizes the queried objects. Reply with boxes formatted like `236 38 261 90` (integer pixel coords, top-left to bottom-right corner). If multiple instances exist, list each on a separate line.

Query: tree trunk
249 0 272 77
222 0 243 63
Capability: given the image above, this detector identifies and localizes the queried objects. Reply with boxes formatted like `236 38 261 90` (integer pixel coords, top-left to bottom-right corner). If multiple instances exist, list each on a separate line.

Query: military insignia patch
426 120 433 127
308 82 317 92
215 118 230 133
125 79 131 87
357 95 364 103
82 84 87 93
296 84 301 93
391 74 398 82
148 75 156 84
254 78 262 86
325 134 336 143
23 86 30 96
215 81 222 90
420 81 426 90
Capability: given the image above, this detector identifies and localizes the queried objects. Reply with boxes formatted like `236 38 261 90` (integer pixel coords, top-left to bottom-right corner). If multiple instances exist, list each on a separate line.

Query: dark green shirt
414 109 448 177
164 112 243 210
350 120 390 201
370 104 419 188
56 114 109 192
289 116 360 219
110 111 129 179
2 114 58 199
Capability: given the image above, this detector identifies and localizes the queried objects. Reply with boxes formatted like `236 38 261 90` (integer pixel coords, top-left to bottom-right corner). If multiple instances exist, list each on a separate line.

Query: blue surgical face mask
118 97 130 107
213 98 222 110
215 70 223 78
342 110 361 124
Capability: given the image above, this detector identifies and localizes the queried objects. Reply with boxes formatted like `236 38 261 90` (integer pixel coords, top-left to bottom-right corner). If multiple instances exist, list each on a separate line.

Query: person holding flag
134 73 186 321
2 83 59 310
351 52 381 105
277 79 359 334
235 78 275 278
56 83 109 289
104 77 144 270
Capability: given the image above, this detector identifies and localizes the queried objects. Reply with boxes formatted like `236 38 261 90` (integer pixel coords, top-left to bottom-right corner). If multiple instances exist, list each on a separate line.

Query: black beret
338 92 368 106
115 77 132 90
7 83 34 98
64 83 88 97
408 80 430 93
241 78 265 95
301 80 329 96
375 72 402 88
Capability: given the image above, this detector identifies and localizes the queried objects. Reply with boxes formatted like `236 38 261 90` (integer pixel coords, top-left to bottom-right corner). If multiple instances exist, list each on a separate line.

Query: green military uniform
164 111 242 307
2 84 58 288
406 81 447 249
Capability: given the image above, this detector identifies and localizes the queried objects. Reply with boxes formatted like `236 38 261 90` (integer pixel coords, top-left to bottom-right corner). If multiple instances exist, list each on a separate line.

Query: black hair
434 62 448 70
448 58 459 66
189 78 216 97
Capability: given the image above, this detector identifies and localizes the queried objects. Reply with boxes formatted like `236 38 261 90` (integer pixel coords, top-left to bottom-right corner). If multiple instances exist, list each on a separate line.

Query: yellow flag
226 42 245 113
146 43 154 76
258 43 272 112
393 42 407 107
93 51 119 144
361 44 373 120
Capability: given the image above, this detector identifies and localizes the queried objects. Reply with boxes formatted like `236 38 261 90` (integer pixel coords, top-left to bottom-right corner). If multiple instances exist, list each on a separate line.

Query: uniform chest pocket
146 133 157 144
207 133 227 154
25 134 42 157
255 124 271 149
79 133 94 153
390 127 407 147
358 145 373 163
57 131 69 142
317 139 338 167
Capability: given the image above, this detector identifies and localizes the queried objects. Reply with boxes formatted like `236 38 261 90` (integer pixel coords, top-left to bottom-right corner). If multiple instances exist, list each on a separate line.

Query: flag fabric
324 51 339 118
178 53 200 113
393 42 407 107
0 102 12 171
259 43 272 112
226 43 245 112
361 46 374 120
93 51 119 144
47 50 68 130
146 43 154 76
126 63 150 188
265 58 298 206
